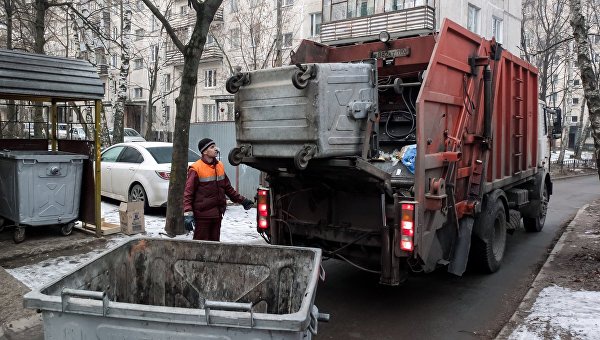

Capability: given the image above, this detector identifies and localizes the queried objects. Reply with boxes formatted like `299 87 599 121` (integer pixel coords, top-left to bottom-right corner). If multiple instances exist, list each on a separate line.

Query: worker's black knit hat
198 138 215 153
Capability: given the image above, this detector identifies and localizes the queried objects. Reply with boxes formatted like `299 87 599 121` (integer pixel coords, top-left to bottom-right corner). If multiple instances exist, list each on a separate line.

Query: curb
494 203 591 339
552 172 597 181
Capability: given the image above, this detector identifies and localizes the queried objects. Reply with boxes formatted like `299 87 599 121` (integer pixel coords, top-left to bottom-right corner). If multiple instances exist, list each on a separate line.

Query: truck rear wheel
471 199 507 273
523 184 548 232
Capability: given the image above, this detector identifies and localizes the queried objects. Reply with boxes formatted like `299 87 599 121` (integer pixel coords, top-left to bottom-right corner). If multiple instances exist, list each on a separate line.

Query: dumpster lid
0 150 88 160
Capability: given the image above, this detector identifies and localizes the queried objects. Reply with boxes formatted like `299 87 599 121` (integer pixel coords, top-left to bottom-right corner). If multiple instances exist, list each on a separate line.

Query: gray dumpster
0 150 87 242
24 238 327 339
230 63 377 169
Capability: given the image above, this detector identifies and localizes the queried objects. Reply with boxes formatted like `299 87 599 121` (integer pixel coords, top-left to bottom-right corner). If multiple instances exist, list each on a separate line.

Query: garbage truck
225 19 563 285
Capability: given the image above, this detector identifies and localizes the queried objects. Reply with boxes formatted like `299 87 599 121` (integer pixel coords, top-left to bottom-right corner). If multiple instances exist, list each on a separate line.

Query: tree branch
139 0 184 53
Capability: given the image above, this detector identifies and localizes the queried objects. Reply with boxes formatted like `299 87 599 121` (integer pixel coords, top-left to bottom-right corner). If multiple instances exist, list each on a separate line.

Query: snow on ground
509 285 600 340
7 201 260 290
550 150 593 162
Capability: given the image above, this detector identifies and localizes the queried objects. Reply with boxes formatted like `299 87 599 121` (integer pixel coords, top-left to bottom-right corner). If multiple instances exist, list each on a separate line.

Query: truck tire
523 184 548 232
471 199 507 273
13 226 25 244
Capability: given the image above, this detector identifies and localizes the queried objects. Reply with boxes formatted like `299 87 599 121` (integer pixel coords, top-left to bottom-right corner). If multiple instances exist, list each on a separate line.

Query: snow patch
509 285 600 340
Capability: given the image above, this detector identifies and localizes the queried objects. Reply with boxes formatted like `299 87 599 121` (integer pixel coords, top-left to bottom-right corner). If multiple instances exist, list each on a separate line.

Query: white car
100 142 200 210
109 128 146 143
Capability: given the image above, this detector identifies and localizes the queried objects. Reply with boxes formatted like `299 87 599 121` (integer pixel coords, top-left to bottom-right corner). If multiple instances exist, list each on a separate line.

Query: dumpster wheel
60 222 75 236
13 226 25 244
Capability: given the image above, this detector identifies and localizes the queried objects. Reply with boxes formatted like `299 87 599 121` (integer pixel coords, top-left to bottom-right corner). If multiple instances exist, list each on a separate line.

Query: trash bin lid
0 150 88 161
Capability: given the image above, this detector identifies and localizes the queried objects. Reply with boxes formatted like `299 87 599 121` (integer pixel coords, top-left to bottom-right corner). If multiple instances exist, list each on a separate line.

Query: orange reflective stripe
190 160 225 182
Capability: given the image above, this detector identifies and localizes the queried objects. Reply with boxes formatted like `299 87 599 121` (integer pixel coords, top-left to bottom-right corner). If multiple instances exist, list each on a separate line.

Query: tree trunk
113 0 131 144
164 0 222 236
145 57 160 140
575 98 587 158
32 0 48 138
568 0 600 179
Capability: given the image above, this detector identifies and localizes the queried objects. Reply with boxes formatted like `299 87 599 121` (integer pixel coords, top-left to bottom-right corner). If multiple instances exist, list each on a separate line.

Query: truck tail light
400 203 415 251
257 188 270 231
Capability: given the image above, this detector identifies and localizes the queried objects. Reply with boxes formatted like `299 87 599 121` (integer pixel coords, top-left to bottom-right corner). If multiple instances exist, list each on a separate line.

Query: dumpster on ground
0 150 87 243
24 238 328 339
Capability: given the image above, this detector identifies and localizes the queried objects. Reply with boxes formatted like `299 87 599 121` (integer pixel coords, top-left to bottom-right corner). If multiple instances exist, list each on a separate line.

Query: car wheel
13 226 25 244
129 183 150 212
60 222 75 236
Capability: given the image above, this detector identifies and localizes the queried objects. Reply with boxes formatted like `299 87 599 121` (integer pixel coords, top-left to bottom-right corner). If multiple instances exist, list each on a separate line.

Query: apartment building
36 0 522 140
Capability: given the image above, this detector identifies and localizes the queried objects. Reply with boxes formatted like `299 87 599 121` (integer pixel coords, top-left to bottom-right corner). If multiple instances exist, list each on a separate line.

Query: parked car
68 126 87 140
100 142 200 210
109 128 146 143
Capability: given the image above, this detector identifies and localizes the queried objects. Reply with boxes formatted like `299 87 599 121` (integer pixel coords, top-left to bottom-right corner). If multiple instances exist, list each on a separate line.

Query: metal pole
51 100 57 151
95 100 102 237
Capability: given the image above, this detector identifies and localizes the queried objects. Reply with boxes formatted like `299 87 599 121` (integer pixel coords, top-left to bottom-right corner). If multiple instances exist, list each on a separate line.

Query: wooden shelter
0 49 104 236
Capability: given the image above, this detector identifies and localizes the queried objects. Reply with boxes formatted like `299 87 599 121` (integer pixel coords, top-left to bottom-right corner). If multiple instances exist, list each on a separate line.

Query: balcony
165 44 223 66
321 5 435 45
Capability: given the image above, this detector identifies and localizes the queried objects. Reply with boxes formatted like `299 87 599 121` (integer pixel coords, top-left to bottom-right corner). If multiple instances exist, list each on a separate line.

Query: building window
133 58 143 70
574 79 580 86
467 4 480 34
112 27 118 40
206 34 215 45
283 0 294 6
180 5 188 15
204 69 217 88
136 0 144 11
230 28 240 48
571 116 578 123
135 28 145 40
164 74 171 91
164 106 170 123
151 16 157 31
492 16 503 43
111 54 118 67
310 13 322 36
203 104 217 121
133 87 143 98
283 33 293 48
572 97 579 105
230 0 238 12
150 45 159 63
227 103 234 121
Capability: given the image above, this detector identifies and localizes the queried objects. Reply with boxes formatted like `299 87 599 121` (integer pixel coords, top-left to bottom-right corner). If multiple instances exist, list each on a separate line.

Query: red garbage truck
226 19 562 285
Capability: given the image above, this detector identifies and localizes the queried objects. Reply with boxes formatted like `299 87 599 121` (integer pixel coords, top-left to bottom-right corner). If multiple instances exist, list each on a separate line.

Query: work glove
241 198 254 210
184 212 195 232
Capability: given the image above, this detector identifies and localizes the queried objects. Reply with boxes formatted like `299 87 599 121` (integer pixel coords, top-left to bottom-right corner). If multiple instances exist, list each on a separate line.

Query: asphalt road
314 175 600 340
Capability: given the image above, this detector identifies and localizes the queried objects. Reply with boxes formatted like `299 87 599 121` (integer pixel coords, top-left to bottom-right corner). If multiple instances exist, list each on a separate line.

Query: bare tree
141 0 223 235
568 0 600 177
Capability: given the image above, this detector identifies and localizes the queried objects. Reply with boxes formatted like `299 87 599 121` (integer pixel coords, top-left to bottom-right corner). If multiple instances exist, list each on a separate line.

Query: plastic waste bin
0 150 87 242
24 238 329 339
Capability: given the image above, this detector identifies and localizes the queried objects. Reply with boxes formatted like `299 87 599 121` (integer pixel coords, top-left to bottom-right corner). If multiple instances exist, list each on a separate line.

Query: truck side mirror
552 108 562 139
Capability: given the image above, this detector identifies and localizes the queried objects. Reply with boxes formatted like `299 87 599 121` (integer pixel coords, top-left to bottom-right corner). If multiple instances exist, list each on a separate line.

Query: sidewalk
496 197 600 339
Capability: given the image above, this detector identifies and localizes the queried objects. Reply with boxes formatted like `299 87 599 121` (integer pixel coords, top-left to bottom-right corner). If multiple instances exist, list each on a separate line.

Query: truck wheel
471 199 507 273
523 184 548 232
292 70 309 89
228 147 244 166
13 226 25 244
60 222 75 236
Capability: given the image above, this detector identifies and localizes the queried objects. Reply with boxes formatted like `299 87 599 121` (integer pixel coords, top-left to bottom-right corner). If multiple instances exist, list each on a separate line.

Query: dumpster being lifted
24 238 328 339
0 150 87 243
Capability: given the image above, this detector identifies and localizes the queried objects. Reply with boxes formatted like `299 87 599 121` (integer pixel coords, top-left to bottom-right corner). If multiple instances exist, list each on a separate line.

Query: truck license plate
372 48 411 59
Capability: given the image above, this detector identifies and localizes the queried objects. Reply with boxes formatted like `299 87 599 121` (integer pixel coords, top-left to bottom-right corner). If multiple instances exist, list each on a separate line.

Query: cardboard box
119 201 145 235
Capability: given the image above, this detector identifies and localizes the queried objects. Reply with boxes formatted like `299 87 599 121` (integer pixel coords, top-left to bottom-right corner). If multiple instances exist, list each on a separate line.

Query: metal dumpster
0 150 87 242
229 62 377 169
24 238 327 339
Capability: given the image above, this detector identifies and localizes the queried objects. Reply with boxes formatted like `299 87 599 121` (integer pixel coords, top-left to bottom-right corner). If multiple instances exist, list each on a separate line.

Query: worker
184 138 254 241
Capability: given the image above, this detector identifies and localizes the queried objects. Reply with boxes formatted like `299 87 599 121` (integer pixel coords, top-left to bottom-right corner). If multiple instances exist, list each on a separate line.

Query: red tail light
400 202 416 251
155 171 170 180
257 188 270 231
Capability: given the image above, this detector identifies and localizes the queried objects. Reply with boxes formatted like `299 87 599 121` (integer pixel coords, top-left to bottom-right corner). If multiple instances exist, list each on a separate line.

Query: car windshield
145 146 201 164
125 129 141 137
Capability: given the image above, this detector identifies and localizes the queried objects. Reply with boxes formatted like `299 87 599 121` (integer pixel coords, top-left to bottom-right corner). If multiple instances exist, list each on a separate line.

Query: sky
6 202 600 338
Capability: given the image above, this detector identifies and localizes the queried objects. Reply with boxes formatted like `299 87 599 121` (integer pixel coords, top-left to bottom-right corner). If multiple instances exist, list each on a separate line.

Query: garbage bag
401 144 416 174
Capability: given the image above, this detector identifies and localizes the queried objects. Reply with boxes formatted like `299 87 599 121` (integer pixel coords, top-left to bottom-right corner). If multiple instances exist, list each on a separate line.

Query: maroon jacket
183 158 245 219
